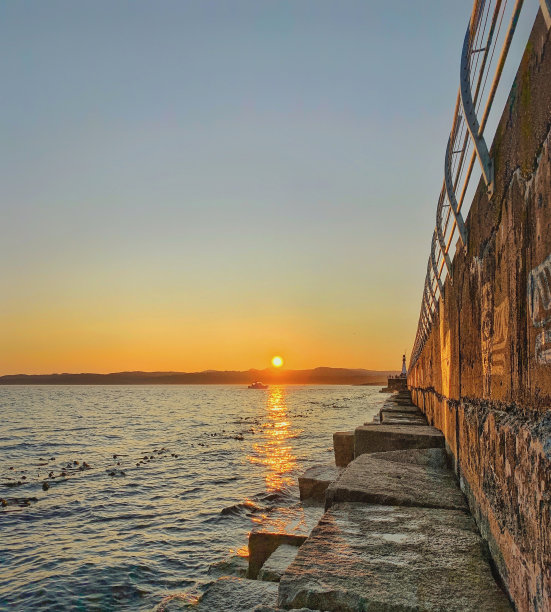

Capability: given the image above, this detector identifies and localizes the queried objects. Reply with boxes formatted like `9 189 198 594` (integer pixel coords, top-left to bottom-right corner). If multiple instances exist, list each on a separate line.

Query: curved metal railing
410 0 551 369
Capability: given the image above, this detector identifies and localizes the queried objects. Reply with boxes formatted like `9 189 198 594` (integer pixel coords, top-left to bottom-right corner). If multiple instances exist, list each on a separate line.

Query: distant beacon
401 354 407 377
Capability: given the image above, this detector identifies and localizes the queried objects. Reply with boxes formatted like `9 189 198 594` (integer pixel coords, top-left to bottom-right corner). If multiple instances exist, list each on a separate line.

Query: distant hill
0 367 397 385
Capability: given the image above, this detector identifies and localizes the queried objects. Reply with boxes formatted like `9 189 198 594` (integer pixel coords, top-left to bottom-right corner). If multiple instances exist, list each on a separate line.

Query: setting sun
271 356 284 368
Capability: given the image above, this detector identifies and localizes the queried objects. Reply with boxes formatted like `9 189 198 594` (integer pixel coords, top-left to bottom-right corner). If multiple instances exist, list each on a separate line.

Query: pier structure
407 1 551 609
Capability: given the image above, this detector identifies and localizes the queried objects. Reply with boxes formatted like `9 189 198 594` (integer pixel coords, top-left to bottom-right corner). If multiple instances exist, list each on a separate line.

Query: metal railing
410 0 551 369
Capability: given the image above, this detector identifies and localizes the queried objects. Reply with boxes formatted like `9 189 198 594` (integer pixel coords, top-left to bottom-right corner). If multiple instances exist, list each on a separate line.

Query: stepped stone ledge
278 503 512 612
298 464 341 504
257 544 300 582
325 448 467 511
332 431 354 467
354 423 445 457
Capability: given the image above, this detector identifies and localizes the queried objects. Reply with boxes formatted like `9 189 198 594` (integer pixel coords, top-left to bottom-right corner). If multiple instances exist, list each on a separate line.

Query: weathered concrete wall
409 13 551 612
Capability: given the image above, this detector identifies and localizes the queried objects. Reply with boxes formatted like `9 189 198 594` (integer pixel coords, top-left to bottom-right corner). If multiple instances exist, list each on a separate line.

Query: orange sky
1 273 416 374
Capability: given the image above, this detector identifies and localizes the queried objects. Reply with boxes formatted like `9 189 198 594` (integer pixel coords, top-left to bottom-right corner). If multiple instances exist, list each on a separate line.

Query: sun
271 356 284 368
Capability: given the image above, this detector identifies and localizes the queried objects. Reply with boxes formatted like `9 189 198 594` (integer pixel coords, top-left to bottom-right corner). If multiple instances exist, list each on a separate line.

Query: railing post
460 25 495 196
436 192 453 276
541 0 551 28
431 232 445 294
445 135 469 246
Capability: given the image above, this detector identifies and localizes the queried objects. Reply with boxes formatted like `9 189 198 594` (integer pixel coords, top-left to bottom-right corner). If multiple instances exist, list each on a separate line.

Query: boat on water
248 381 268 389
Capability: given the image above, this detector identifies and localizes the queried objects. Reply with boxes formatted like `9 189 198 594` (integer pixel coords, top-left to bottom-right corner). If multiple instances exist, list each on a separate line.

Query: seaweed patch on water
0 496 38 510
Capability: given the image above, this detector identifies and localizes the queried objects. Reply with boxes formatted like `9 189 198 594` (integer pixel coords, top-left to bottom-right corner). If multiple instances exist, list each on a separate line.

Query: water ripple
0 384 382 610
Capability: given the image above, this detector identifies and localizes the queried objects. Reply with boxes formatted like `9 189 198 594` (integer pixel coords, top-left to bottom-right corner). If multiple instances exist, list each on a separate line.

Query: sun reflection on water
247 386 297 493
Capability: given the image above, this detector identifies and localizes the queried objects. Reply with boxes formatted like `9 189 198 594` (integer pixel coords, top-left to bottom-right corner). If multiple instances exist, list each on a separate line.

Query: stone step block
381 403 423 414
298 464 341 504
278 503 512 612
258 544 300 582
354 424 444 457
156 577 278 611
248 507 324 578
325 449 467 511
333 431 354 467
380 412 428 426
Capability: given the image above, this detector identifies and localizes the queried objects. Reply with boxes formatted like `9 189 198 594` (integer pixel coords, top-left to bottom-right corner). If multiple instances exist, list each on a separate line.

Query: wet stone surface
155 577 278 611
278 502 512 612
208 555 248 578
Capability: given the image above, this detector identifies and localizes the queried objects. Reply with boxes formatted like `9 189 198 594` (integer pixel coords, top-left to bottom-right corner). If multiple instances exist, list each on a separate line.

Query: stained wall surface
409 13 551 612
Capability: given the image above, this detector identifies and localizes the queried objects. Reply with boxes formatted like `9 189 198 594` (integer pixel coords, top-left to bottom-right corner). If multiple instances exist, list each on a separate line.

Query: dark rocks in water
9 467 14 471
1 499 7 507
48 472 54 478
234 434 244 441
49 457 55 461
42 482 49 491
113 454 118 459
73 461 79 466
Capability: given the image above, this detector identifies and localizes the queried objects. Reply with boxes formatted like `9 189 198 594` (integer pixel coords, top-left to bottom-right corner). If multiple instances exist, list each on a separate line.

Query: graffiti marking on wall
492 300 508 375
528 252 551 364
481 282 493 395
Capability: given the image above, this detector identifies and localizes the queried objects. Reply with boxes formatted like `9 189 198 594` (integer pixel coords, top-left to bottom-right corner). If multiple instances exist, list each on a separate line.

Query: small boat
248 381 268 389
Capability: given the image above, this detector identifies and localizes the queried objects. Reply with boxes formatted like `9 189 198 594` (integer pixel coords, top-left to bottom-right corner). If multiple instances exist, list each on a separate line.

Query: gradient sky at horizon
0 1 539 374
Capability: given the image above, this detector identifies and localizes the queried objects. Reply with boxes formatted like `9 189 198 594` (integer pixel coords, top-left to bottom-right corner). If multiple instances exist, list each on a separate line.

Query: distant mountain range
0 367 397 385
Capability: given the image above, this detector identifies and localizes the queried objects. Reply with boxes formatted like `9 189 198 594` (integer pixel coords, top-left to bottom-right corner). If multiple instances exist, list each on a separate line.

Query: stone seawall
408 13 551 612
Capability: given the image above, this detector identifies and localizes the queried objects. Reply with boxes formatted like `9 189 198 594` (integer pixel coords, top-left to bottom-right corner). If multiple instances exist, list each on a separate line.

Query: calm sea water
0 385 382 611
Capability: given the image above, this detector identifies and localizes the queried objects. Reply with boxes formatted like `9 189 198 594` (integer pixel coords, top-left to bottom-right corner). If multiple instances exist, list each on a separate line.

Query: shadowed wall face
409 13 551 612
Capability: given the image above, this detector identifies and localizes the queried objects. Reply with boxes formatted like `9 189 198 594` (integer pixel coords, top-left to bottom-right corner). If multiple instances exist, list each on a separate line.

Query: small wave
220 500 261 516
252 489 293 505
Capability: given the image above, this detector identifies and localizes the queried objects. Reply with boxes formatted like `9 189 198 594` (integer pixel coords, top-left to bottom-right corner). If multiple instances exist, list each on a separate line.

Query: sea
0 385 382 611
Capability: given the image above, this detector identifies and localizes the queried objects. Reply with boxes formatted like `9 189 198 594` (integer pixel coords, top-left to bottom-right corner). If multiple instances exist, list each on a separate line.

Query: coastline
161 389 512 611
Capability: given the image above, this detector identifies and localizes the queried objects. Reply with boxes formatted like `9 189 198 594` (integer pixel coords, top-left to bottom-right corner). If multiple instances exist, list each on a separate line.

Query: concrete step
380 403 423 414
298 464 342 504
333 431 354 467
254 607 319 611
156 577 278 611
278 503 512 612
325 449 467 511
248 507 324 578
208 554 248 578
258 544 300 582
380 412 428 426
354 423 444 456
